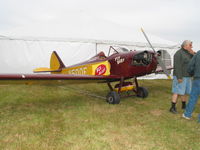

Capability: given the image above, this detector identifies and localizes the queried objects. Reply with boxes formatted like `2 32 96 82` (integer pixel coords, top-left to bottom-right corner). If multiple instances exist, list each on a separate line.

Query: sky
0 0 200 49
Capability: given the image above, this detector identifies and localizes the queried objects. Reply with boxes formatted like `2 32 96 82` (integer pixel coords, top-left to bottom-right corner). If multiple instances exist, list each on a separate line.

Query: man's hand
187 49 196 55
178 79 183 83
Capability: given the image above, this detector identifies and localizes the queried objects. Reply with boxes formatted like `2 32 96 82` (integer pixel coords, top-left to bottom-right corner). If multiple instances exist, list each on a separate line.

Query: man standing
183 50 200 122
170 40 195 113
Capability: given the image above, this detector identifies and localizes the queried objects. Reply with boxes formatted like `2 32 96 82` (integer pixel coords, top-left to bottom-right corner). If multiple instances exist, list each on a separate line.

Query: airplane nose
132 51 153 66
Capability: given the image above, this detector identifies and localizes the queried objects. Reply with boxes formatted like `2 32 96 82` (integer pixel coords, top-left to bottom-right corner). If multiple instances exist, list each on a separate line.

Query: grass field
0 80 200 150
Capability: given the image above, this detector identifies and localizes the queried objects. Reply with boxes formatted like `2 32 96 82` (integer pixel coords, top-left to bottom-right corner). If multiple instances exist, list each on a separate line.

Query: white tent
0 23 179 77
0 36 179 76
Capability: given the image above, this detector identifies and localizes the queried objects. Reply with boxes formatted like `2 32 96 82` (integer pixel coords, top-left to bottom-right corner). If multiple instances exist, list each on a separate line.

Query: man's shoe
169 107 177 114
182 114 191 120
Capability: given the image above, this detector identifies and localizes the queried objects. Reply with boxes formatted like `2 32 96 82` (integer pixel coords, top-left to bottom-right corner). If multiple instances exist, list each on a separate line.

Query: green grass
0 80 200 150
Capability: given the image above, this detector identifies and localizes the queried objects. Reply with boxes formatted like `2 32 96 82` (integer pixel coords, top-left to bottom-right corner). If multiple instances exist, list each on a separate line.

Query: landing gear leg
106 77 148 104
134 77 148 98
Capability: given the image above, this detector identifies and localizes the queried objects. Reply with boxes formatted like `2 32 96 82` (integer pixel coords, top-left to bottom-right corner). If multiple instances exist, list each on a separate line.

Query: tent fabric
0 36 179 79
0 39 96 73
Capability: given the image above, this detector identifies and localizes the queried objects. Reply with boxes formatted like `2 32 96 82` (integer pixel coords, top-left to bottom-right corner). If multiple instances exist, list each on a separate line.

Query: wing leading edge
0 74 121 85
155 66 173 73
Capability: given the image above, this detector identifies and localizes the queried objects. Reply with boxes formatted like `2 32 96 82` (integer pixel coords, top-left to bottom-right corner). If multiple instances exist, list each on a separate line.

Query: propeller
141 28 171 79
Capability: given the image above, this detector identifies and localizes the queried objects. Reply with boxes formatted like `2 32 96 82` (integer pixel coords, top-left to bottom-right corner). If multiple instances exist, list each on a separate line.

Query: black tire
136 87 148 98
106 91 120 104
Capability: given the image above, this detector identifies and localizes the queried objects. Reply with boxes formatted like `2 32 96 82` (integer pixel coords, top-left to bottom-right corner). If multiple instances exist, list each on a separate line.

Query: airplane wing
155 66 173 73
0 74 121 85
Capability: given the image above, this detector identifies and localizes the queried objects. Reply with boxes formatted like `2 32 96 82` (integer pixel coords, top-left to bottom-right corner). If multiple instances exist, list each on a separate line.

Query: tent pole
95 43 97 54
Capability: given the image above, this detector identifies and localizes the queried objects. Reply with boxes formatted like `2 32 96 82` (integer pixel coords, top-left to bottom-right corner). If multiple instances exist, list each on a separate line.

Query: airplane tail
33 51 65 73
50 51 65 70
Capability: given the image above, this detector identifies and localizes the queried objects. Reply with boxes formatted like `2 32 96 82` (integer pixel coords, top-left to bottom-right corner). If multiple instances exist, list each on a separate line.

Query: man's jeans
184 79 200 120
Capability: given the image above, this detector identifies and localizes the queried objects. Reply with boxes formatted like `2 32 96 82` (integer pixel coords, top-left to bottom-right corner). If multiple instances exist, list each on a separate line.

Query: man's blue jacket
188 50 200 79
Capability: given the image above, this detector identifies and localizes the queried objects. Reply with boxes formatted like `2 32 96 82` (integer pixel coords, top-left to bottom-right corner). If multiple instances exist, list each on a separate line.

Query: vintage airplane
0 29 172 104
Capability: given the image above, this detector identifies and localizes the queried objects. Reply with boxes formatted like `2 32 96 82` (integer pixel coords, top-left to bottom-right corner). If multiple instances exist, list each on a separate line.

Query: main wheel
136 87 148 98
106 91 120 104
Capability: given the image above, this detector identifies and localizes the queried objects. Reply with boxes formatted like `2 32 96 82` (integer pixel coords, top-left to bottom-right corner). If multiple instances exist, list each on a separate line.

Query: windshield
108 46 129 56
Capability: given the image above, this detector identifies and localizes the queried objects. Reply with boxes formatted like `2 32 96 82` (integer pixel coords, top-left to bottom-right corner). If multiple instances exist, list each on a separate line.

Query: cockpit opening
108 46 129 56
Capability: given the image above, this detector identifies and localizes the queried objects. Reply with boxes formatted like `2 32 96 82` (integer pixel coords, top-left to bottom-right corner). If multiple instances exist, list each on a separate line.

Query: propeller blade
157 56 171 79
141 28 156 53
140 28 171 79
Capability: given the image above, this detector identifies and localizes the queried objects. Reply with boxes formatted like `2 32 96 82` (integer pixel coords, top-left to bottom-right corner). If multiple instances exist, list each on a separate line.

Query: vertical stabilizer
50 51 65 70
33 51 65 73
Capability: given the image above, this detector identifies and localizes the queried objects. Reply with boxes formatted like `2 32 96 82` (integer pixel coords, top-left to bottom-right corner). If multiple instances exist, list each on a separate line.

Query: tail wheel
136 87 148 98
106 91 120 104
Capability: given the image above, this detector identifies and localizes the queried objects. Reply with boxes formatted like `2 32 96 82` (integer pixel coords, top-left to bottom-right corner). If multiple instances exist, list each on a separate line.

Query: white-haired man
170 40 196 113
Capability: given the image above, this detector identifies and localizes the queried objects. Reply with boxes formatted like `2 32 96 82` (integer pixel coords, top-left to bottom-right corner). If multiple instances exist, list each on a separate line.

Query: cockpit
89 46 129 61
88 51 107 61
108 46 129 56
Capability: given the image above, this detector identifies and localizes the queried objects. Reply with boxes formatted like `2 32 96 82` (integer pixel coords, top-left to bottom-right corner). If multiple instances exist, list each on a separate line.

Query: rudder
33 51 65 73
50 51 65 70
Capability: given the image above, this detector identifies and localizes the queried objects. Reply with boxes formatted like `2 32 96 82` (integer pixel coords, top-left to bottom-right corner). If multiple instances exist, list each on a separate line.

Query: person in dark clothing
170 40 196 114
183 50 200 122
